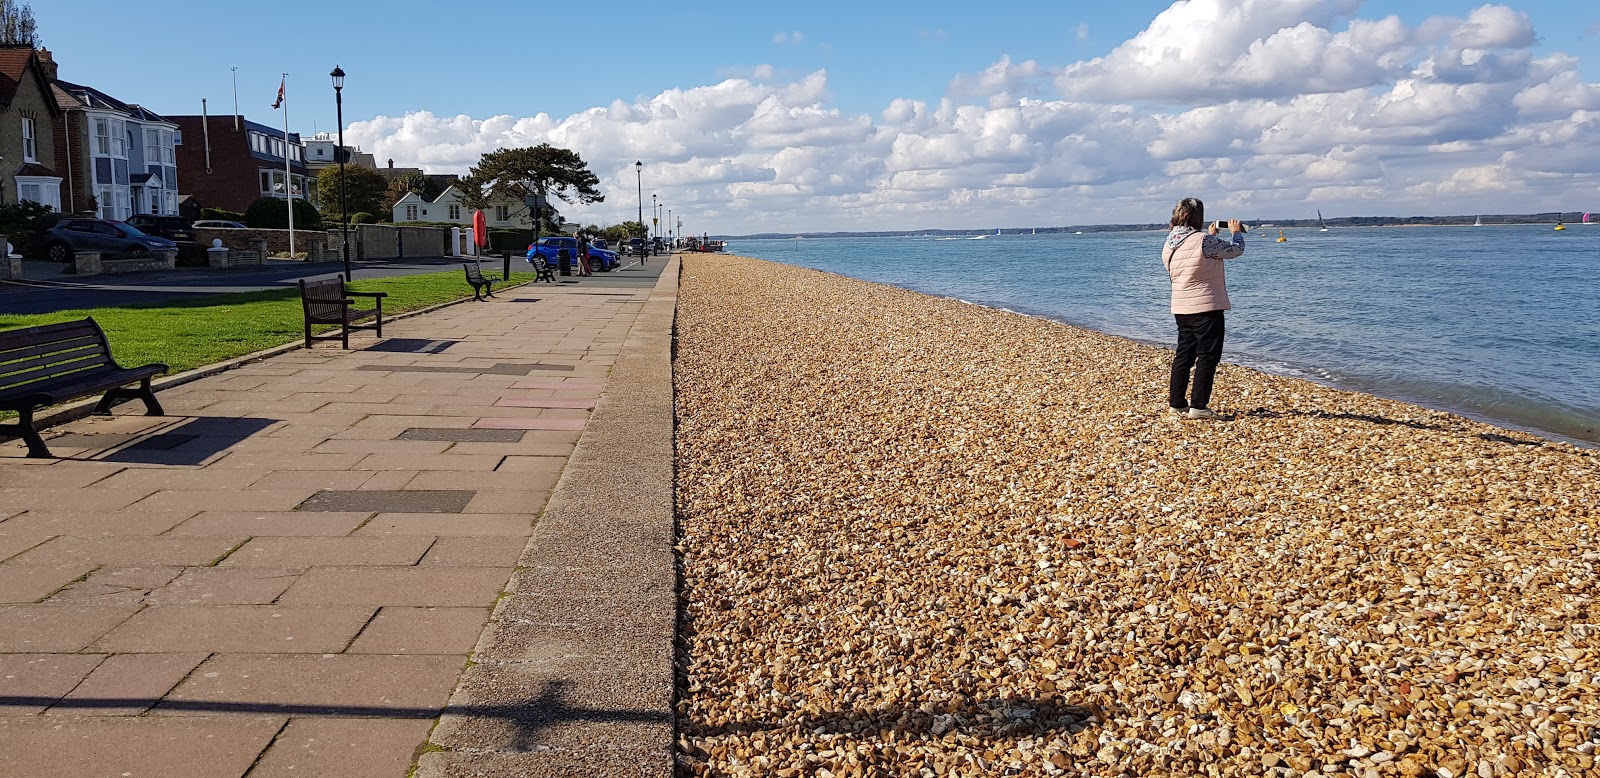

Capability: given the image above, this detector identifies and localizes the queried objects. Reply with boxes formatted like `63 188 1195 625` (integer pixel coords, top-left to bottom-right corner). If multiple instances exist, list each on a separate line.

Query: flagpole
282 73 295 258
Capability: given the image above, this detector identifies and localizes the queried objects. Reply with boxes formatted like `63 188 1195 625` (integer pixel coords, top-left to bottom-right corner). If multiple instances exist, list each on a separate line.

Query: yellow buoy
1555 222 1566 231
1276 229 1287 243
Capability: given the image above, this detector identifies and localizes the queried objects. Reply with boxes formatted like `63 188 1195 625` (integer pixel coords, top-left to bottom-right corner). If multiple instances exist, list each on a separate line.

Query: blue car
525 237 619 272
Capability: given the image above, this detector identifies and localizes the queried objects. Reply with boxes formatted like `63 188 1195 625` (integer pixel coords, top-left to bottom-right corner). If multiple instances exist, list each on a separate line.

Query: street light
330 65 350 280
667 208 672 249
651 193 657 252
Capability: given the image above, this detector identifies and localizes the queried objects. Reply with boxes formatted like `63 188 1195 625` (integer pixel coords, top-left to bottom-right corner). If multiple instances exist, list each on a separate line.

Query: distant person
1161 197 1245 420
575 231 592 276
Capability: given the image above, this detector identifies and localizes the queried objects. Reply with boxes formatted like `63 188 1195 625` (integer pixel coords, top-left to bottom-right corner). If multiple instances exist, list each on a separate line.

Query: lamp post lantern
330 65 350 280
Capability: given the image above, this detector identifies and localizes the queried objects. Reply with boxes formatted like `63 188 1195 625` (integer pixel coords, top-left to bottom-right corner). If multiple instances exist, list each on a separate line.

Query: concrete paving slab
11 536 245 567
297 489 475 513
0 653 106 714
463 490 550 514
347 606 491 655
248 717 435 778
92 604 375 653
0 509 198 536
418 536 529 566
43 565 184 605
355 513 536 537
0 604 142 651
0 563 98 603
160 654 462 716
278 566 512 607
220 537 432 567
430 664 671 753
0 715 286 778
54 652 209 715
167 510 373 537
146 567 304 605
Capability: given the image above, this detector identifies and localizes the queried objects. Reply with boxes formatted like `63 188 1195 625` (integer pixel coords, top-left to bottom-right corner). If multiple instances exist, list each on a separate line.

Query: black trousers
1170 310 1225 409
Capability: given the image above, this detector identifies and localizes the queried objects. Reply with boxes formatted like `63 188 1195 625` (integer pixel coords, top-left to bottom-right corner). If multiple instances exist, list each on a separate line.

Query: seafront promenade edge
0 259 679 777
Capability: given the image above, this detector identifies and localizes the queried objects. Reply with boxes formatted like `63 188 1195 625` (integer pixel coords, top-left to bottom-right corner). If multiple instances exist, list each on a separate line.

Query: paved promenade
0 259 677 776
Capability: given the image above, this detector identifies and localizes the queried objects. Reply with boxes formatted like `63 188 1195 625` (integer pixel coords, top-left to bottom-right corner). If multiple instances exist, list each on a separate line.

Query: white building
392 186 562 229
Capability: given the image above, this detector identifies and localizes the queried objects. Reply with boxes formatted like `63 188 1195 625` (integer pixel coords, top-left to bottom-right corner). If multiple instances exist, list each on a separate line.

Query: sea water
730 226 1600 446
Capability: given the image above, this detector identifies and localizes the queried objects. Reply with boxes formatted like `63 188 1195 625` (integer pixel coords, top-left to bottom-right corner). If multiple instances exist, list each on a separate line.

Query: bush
200 207 245 222
349 212 376 224
0 201 57 258
175 243 211 267
244 198 323 230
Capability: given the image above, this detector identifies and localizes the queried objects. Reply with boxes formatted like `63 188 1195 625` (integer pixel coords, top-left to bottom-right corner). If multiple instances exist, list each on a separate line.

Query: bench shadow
48 416 281 465
687 695 1097 741
4 679 663 752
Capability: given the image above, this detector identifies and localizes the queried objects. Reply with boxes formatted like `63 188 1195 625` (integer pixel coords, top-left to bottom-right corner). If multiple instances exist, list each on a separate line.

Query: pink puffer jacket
1162 228 1244 314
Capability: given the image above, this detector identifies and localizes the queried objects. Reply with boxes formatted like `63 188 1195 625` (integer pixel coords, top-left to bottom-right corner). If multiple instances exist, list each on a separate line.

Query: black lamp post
634 161 644 260
651 193 658 253
330 65 350 280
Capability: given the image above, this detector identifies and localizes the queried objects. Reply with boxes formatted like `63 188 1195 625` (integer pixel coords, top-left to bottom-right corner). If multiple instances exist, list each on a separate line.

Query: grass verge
0 269 540 374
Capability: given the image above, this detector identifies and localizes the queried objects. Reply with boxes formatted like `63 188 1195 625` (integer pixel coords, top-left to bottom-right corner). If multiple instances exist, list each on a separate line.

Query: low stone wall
75 251 176 276
339 224 451 260
192 227 327 254
207 247 263 268
0 256 19 280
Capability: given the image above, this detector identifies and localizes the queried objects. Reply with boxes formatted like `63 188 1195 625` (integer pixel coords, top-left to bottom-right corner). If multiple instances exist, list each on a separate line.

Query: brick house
0 45 62 211
169 114 309 214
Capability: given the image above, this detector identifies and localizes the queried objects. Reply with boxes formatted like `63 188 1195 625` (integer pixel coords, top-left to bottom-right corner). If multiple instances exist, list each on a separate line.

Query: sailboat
1317 210 1328 232
1474 214 1483 227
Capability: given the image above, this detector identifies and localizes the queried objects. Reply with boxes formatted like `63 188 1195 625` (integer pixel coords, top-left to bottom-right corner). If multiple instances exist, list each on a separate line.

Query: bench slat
0 359 118 397
0 322 102 354
0 367 158 408
0 334 106 366
1 344 110 380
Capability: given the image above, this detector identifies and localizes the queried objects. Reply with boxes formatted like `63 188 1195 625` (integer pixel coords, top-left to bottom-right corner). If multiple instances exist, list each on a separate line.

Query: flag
271 77 285 109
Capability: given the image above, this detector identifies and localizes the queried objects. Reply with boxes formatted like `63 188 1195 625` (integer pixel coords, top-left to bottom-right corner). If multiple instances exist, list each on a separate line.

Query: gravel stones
672 255 1599 776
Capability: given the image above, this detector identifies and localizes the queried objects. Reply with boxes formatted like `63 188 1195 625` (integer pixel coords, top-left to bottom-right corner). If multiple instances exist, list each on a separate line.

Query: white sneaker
1186 407 1221 420
1170 406 1188 417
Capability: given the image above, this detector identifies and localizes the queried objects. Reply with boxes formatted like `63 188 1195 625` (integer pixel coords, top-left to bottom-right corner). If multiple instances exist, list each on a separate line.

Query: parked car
626 238 648 257
43 218 178 262
525 237 620 272
124 214 195 242
191 219 247 229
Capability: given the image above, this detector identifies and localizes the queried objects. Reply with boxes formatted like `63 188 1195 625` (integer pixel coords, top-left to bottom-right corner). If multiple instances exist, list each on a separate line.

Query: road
0 252 671 316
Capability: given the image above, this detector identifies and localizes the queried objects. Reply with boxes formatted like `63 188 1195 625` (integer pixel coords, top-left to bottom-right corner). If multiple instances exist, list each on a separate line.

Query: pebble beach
672 255 1599 777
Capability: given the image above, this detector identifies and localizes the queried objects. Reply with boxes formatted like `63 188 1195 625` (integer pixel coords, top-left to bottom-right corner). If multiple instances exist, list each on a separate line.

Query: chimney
36 47 57 82
387 158 394 169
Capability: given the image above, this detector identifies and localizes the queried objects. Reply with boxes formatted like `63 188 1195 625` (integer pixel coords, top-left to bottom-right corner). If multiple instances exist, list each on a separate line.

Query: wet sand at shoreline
672 254 1597 777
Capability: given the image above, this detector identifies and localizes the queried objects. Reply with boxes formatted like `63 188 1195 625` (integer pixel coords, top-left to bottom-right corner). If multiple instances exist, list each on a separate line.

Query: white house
392 185 564 229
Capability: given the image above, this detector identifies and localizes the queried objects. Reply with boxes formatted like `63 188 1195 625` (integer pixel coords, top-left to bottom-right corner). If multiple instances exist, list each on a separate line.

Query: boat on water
1317 210 1328 232
1474 215 1483 227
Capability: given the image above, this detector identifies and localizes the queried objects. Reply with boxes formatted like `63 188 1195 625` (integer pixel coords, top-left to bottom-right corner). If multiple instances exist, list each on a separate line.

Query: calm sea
729 226 1600 447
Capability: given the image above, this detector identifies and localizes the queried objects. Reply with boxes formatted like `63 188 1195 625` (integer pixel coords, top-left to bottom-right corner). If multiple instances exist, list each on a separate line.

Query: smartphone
1213 221 1247 233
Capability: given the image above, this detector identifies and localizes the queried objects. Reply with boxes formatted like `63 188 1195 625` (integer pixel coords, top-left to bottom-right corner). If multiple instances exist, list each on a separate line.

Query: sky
33 0 1600 234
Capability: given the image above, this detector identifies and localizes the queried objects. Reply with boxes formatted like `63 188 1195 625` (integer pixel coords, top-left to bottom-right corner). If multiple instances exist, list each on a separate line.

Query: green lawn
1 269 540 375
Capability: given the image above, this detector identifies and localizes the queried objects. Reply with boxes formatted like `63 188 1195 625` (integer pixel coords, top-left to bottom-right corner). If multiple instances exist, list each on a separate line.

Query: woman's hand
1208 222 1221 236
1228 219 1244 233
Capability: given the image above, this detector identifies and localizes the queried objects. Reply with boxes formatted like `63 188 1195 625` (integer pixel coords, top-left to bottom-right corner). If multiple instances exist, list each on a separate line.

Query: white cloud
1074 23 1089 42
773 31 804 45
347 2 1600 232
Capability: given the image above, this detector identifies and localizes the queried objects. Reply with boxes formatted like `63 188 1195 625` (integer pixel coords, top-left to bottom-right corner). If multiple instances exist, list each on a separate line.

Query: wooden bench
299 275 386 349
463 261 497 301
0 317 168 459
528 256 555 283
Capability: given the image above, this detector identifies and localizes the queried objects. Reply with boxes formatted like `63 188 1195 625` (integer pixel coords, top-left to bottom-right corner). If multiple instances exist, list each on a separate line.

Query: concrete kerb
418 258 679 777
25 280 537 437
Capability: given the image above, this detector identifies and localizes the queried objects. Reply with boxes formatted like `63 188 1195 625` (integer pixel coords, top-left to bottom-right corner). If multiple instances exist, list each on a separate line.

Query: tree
456 144 602 228
315 165 388 221
0 0 39 46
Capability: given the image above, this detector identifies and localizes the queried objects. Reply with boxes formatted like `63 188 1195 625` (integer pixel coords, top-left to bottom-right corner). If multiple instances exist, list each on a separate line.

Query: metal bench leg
4 408 53 458
137 377 164 416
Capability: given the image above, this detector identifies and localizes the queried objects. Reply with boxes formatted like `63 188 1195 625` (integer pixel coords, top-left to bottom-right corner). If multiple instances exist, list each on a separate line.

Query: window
166 192 177 213
18 180 58 211
405 204 418 220
448 204 461 220
162 130 175 164
94 119 110 155
96 185 113 219
21 117 36 162
145 128 161 165
110 119 126 156
495 205 510 222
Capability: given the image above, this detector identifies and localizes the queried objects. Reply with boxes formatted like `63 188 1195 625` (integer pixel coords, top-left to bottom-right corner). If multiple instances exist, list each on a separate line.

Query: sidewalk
0 260 678 777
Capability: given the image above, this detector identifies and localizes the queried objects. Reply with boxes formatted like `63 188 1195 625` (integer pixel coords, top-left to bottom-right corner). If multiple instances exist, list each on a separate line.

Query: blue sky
32 1 1600 231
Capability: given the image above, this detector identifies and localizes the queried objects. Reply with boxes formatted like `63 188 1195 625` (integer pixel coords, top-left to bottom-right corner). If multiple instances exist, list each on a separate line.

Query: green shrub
0 201 55 258
349 212 376 224
175 243 211 267
245 198 323 230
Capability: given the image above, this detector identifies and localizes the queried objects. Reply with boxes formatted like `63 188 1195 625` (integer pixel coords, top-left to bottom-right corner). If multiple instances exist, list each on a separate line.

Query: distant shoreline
725 214 1591 239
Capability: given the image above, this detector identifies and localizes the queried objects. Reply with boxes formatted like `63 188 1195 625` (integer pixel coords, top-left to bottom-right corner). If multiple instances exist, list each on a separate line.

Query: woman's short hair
1172 198 1204 230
